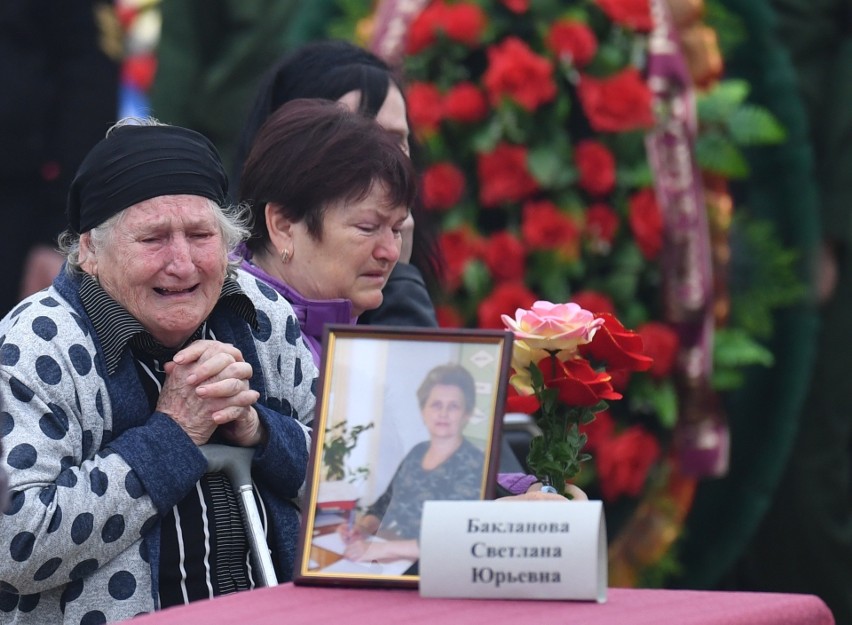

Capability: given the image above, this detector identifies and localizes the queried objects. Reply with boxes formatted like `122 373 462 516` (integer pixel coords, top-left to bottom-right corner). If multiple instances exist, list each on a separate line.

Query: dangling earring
281 248 291 264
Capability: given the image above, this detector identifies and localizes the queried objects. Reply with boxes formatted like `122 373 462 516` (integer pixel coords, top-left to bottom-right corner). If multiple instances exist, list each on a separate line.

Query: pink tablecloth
128 583 834 625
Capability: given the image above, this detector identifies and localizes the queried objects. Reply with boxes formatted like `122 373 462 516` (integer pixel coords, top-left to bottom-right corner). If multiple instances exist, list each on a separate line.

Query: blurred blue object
119 83 150 119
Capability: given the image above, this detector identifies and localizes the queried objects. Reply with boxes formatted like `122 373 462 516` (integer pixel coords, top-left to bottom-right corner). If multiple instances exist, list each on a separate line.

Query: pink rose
501 300 605 354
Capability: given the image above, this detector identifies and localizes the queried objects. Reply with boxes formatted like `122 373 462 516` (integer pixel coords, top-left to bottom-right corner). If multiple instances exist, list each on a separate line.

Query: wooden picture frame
294 325 513 588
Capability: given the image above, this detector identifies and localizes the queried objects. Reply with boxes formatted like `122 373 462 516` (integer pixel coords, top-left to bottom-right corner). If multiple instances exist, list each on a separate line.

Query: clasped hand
156 340 264 447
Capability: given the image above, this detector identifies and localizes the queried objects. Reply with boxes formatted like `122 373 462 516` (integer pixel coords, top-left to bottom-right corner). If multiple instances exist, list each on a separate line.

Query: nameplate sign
419 500 607 601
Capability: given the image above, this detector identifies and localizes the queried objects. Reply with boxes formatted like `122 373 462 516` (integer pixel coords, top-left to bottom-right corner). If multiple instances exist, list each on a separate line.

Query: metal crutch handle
200 444 279 588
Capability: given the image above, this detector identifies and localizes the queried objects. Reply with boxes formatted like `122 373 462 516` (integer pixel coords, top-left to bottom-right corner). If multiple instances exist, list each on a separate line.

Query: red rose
540 357 622 407
483 37 557 112
443 2 487 46
637 322 680 379
499 0 529 13
577 68 654 132
584 203 619 251
406 81 443 135
439 226 483 290
443 82 489 123
575 140 616 196
477 143 539 207
505 383 541 414
581 312 654 372
521 199 581 257
422 162 465 211
482 231 526 281
404 1 446 54
477 281 537 329
595 426 661 501
571 290 616 316
628 187 663 260
436 304 464 328
579 408 615 453
594 0 654 32
545 20 598 68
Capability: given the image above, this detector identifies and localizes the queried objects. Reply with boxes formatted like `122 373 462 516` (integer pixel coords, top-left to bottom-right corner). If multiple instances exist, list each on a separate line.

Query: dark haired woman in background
234 39 440 329
238 98 418 364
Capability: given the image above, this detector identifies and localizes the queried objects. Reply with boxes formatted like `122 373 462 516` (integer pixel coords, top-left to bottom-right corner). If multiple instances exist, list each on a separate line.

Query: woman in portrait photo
339 363 484 564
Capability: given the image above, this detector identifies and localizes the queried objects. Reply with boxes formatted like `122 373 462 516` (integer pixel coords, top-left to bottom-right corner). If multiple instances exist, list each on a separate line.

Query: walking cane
200 444 279 587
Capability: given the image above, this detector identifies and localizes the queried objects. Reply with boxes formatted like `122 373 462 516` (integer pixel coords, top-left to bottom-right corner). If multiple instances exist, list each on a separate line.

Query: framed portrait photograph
294 325 514 588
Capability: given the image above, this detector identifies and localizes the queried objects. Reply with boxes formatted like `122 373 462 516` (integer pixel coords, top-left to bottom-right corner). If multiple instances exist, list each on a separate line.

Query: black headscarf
67 124 228 234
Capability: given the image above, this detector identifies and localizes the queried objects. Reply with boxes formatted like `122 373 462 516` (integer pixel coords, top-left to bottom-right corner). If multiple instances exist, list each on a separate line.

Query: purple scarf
235 245 355 367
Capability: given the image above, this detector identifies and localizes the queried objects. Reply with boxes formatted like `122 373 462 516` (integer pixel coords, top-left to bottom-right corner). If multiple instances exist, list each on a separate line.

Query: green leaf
713 327 774 368
649 379 678 429
327 0 373 40
711 321 778 391
601 244 644 302
628 376 678 429
590 42 621 73
727 214 807 337
607 129 648 161
617 161 654 187
697 80 750 123
462 259 491 300
554 90 572 120
528 146 576 189
592 400 609 413
703 0 747 57
712 367 745 391
540 387 560 416
727 105 786 146
529 361 544 389
529 0 564 16
490 100 531 144
695 132 750 178
471 117 504 153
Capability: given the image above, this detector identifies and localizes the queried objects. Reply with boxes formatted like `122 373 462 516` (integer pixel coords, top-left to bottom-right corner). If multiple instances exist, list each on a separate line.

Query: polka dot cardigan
0 268 316 624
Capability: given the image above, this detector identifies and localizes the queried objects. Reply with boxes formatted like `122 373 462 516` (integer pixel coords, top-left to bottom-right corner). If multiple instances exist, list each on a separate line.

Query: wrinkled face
338 83 410 156
80 195 228 347
421 384 471 442
280 185 408 316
